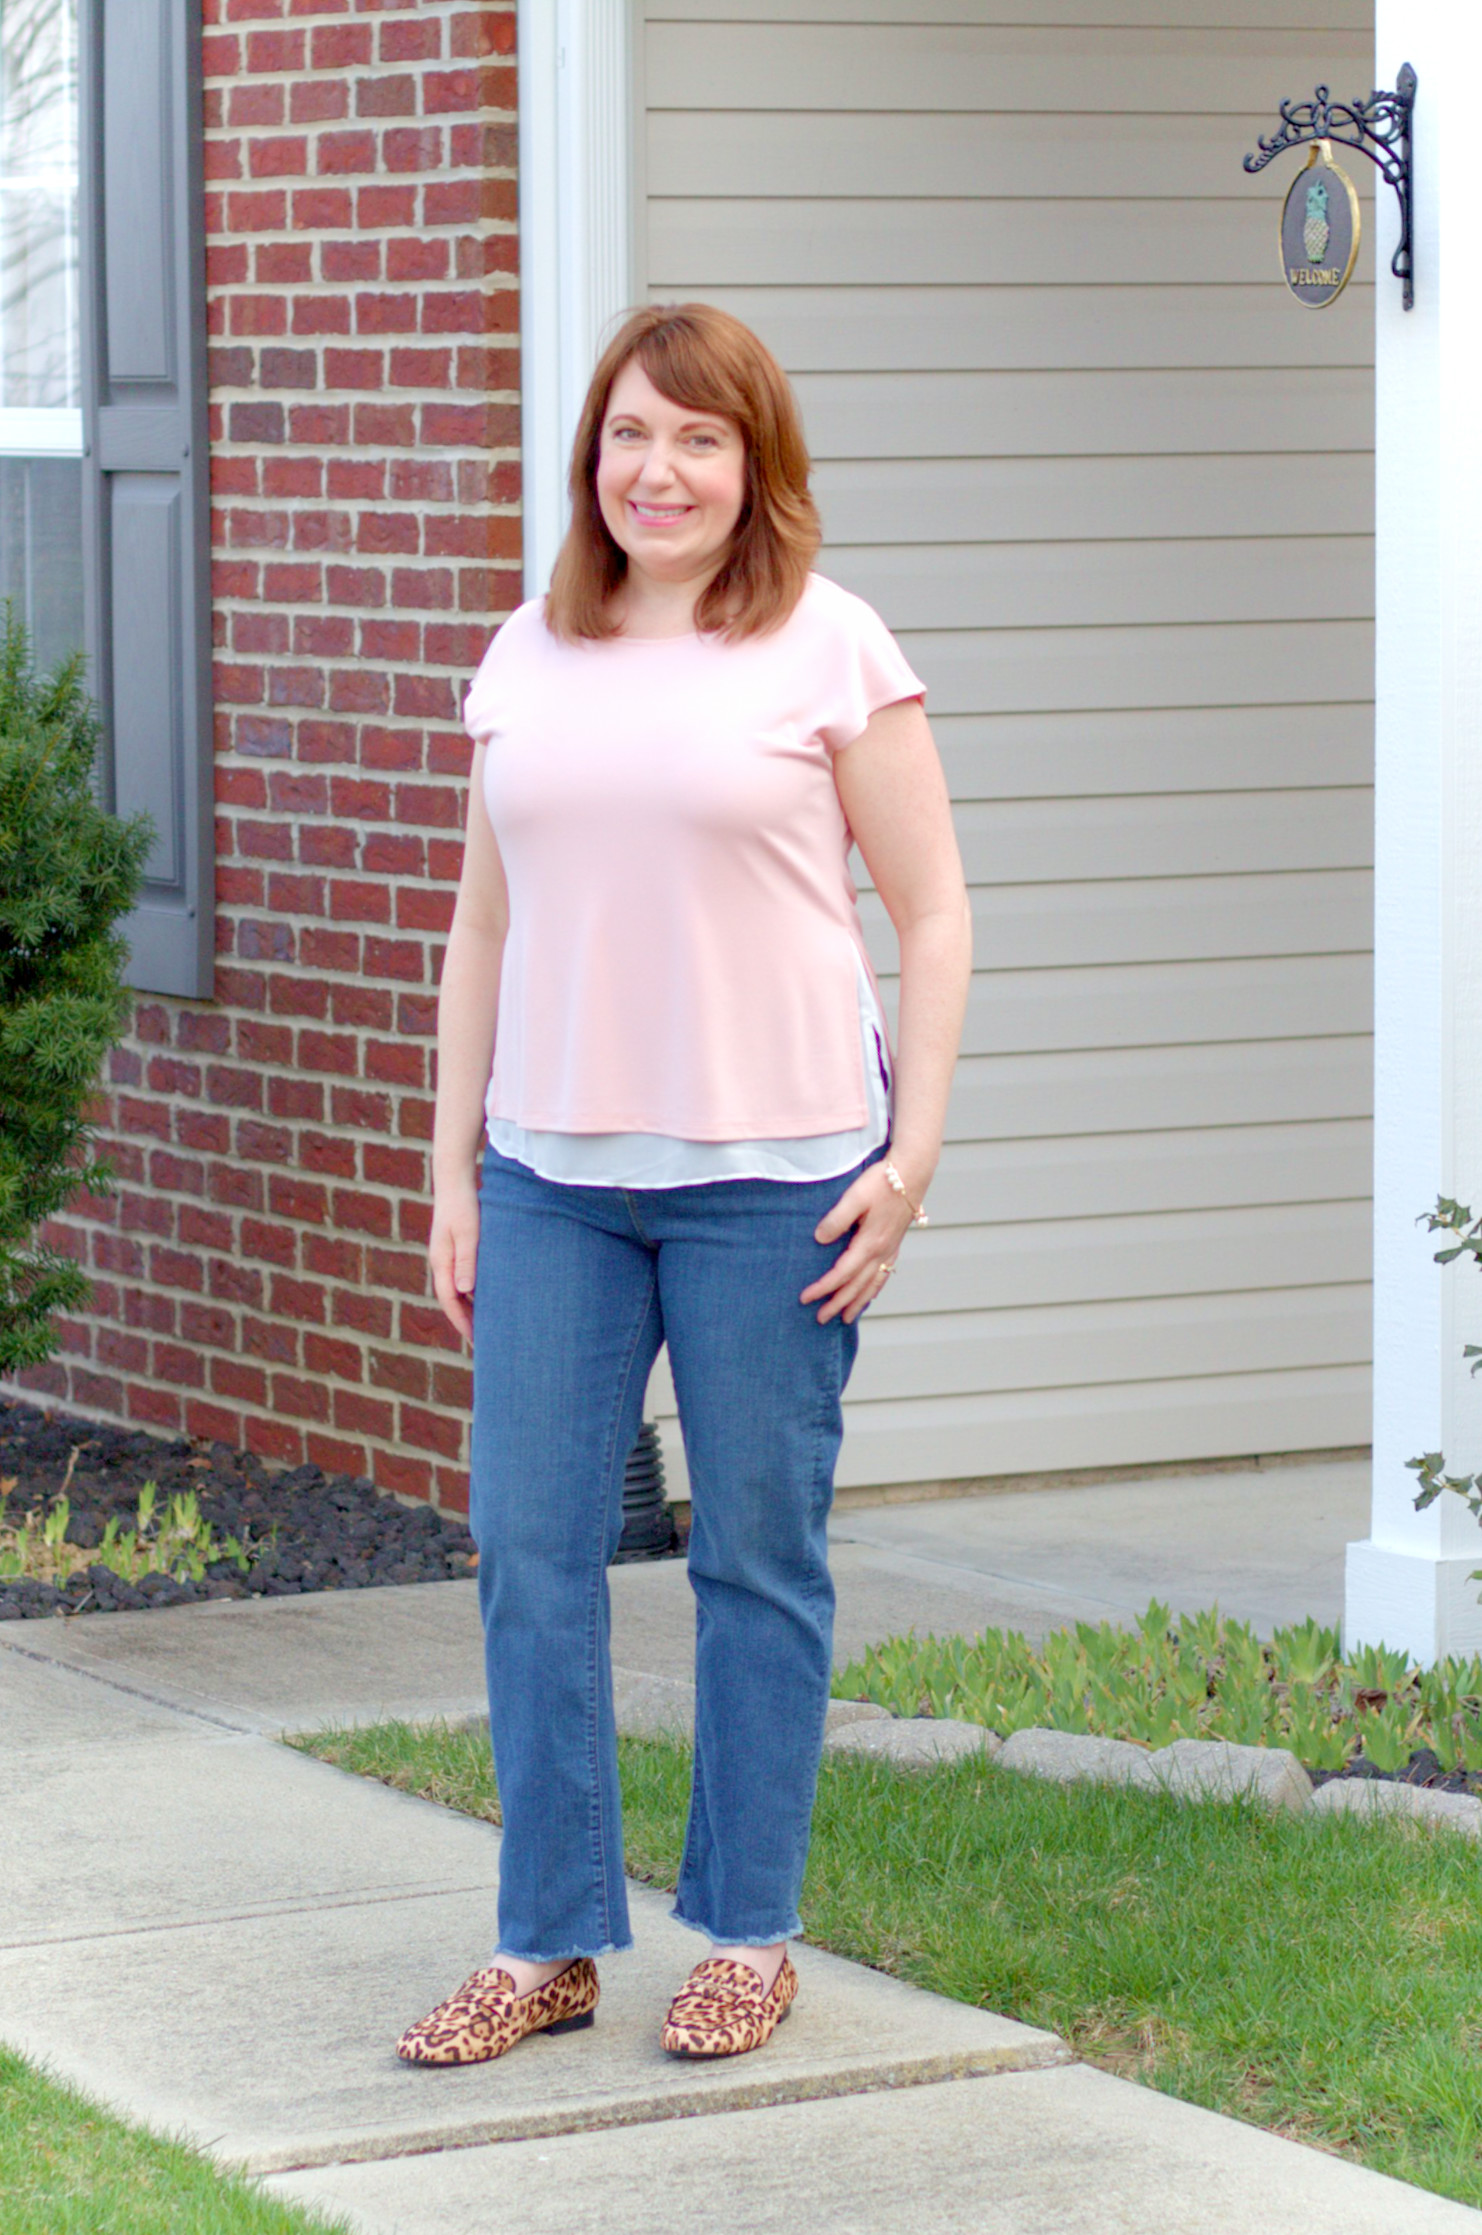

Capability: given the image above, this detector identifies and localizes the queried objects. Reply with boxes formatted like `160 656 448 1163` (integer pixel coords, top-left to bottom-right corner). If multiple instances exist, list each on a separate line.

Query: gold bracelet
882 1159 929 1227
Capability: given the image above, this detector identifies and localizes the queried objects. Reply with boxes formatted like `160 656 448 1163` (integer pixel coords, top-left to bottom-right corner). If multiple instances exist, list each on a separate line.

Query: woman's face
596 359 747 589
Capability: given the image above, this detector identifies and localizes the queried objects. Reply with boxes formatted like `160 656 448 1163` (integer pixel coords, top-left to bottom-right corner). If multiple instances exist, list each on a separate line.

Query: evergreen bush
0 609 152 1373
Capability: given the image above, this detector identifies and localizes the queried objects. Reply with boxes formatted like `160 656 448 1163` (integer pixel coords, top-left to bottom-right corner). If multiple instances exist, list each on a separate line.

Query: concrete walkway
3 1456 1476 2233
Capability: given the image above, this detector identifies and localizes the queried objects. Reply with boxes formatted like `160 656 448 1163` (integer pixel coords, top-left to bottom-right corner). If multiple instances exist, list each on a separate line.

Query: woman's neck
615 561 715 639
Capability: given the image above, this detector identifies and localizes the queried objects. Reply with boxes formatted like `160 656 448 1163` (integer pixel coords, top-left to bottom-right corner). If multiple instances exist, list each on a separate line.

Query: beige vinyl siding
640 1 1374 1489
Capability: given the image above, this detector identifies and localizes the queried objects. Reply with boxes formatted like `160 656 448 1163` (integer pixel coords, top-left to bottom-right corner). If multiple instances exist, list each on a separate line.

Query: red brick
297 1031 359 1075
150 1246 206 1293
321 239 380 283
328 879 391 924
305 1432 369 1476
389 457 453 502
229 295 290 337
451 117 516 170
358 617 420 662
327 459 386 500
304 1333 364 1380
376 1452 432 1502
267 1075 325 1121
225 188 288 232
361 933 427 980
348 512 414 559
233 611 290 655
270 1371 330 1423
370 1347 427 1398
359 835 422 876
236 715 297 761
310 21 371 67
129 1385 183 1432
286 404 351 448
291 187 354 229
390 568 452 611
301 1126 359 1180
186 1399 246 1445
262 457 322 499
256 241 312 283
245 1412 304 1466
267 974 330 1019
355 292 417 335
329 983 392 1030
358 183 417 227
356 73 416 116
388 238 449 283
383 127 443 173
294 615 354 656
324 349 384 391
308 1236 364 1282
449 10 515 59
388 344 450 385
249 134 308 178
422 70 482 115
202 31 243 72
333 1388 395 1439
245 28 305 71
317 128 376 174
290 80 347 122
324 567 384 612
400 1402 461 1459
292 295 352 334
351 401 416 445
205 137 244 182
209 242 250 285
298 824 357 868
379 19 439 61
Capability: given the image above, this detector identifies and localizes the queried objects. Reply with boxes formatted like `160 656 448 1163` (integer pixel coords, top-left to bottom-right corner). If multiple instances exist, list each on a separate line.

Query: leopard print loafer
396 1956 599 2066
661 1953 798 2059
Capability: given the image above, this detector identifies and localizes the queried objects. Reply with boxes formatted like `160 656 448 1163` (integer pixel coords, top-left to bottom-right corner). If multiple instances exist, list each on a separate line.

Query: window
0 0 82 670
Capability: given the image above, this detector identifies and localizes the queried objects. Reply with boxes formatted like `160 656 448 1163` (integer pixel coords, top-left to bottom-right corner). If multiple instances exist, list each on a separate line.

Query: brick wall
14 0 520 1512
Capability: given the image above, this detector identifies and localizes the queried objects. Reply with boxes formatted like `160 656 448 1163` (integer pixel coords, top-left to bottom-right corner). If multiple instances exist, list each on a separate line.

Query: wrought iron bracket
1243 63 1417 308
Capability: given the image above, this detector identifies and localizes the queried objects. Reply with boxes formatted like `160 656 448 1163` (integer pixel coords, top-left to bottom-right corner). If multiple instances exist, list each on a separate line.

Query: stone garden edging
603 1680 1482 1835
819 1715 1482 1835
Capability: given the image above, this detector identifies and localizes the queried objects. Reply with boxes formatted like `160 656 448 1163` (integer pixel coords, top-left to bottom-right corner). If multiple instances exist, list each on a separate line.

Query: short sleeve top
462 572 926 1143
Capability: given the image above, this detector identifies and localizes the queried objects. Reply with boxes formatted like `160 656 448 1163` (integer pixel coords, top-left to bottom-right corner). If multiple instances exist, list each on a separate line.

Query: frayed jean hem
669 1904 799 1947
492 1935 633 1963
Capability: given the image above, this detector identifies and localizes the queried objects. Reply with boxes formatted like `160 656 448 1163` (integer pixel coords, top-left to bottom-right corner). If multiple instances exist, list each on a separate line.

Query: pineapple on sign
1279 140 1360 309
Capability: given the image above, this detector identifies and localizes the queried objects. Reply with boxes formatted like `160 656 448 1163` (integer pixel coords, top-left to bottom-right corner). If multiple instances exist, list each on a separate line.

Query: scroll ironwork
1243 63 1417 308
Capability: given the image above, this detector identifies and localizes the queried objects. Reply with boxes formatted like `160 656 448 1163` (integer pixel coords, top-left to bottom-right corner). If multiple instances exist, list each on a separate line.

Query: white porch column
517 0 635 600
1346 4 1482 1661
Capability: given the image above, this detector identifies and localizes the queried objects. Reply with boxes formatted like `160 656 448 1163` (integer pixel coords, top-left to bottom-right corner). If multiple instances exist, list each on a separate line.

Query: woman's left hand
801 1162 921 1325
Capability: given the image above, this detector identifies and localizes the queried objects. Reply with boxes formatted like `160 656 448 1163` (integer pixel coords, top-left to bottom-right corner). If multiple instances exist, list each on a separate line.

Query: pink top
463 572 926 1142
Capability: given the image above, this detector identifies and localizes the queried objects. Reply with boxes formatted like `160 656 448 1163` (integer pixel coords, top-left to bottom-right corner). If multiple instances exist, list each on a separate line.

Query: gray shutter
79 0 213 999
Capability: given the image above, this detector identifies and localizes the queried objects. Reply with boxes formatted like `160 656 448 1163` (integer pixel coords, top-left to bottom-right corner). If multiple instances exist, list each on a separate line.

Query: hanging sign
1279 140 1361 308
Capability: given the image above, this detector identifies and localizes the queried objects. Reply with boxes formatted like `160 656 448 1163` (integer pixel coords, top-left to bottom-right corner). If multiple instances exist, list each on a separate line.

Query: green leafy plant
1407 1200 1482 1584
0 1478 256 1592
0 606 152 1373
834 1604 1482 1775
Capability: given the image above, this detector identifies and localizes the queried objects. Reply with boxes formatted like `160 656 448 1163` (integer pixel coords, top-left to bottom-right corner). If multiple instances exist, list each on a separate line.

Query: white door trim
517 0 637 601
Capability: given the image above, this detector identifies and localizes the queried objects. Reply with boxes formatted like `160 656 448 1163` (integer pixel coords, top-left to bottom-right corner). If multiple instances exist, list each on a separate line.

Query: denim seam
583 1255 660 1949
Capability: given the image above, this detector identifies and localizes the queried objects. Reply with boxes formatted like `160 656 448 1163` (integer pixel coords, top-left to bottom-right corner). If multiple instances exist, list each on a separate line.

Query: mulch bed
0 1396 482 1620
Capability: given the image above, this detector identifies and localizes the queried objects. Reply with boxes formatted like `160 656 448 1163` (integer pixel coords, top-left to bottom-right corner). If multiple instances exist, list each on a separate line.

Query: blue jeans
469 1145 869 1960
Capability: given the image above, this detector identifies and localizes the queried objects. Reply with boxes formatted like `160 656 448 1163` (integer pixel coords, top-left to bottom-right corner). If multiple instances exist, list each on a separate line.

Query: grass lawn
0 2044 349 2235
297 1718 1482 2210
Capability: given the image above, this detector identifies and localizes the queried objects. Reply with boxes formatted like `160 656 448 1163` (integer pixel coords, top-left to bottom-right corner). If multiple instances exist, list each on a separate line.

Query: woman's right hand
429 1175 480 1342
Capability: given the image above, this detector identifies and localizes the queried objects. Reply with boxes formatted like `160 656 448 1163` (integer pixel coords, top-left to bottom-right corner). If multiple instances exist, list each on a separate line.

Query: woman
398 303 970 2068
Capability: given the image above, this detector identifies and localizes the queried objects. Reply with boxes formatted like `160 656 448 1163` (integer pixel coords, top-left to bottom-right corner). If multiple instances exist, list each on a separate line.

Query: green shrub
0 610 151 1373
834 1602 1482 1773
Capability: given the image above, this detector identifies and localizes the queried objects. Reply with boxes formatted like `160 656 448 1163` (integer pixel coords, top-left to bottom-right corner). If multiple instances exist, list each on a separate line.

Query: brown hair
544 303 820 642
